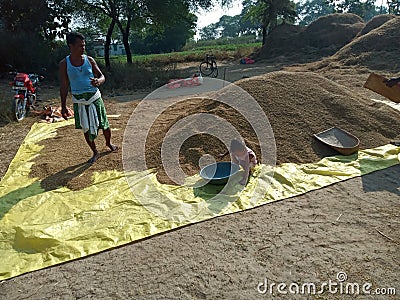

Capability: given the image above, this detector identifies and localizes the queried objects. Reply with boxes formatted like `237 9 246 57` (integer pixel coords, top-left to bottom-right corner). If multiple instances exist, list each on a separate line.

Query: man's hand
90 77 100 87
61 106 71 120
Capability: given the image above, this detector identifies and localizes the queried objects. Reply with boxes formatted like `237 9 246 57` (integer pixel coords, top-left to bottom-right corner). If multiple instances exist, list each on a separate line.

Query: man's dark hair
66 32 85 47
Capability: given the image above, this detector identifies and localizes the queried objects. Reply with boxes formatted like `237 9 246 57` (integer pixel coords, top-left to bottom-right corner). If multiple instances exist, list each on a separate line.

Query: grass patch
97 42 261 66
96 42 261 90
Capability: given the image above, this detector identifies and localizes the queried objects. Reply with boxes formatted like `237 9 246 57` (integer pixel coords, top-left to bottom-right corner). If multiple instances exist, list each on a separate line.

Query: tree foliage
388 0 400 15
200 15 241 39
243 0 297 45
131 10 197 54
76 0 232 66
0 0 72 72
330 0 381 20
0 0 72 40
296 0 335 26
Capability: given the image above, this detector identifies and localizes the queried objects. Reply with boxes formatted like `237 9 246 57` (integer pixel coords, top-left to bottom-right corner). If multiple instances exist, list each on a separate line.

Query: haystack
302 13 364 49
330 17 400 70
356 14 395 37
256 13 364 60
255 24 303 59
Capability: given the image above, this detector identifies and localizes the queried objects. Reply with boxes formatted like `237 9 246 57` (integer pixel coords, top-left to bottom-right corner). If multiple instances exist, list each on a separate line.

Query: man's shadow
39 161 91 191
0 151 111 220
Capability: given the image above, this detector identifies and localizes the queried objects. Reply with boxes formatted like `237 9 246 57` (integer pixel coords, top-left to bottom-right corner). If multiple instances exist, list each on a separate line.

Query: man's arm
88 56 105 87
59 59 70 119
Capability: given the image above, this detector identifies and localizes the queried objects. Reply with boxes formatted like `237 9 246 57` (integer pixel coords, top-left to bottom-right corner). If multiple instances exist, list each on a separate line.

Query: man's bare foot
88 151 100 164
107 144 119 152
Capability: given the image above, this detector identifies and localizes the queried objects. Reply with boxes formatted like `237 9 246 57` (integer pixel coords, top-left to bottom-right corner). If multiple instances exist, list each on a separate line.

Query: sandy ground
0 59 399 299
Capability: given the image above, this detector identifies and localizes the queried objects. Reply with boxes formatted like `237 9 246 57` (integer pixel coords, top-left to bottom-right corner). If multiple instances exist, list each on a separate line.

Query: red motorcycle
8 65 43 122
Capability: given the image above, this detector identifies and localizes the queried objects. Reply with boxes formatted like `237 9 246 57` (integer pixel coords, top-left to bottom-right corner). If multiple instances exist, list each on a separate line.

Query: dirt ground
0 56 399 299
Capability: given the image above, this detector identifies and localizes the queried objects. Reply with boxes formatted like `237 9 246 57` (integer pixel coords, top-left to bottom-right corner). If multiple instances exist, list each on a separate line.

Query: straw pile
256 13 364 60
356 14 395 37
328 17 400 70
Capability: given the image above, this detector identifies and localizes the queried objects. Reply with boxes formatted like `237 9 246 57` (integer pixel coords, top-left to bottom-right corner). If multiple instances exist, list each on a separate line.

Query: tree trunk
262 27 267 45
104 18 116 69
122 30 132 64
116 17 132 64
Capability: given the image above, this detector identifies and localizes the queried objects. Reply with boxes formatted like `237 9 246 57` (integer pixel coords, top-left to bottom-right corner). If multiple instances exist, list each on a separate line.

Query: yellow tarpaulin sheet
0 121 399 280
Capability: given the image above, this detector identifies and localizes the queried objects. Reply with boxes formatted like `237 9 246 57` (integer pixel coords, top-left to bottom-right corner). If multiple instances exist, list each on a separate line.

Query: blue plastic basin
200 162 240 185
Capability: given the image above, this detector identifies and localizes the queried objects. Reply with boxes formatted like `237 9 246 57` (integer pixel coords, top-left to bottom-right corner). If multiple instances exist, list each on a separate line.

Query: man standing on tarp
60 32 118 164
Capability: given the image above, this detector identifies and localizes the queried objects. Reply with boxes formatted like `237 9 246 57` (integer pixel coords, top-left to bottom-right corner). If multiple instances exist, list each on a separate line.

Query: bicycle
199 54 218 78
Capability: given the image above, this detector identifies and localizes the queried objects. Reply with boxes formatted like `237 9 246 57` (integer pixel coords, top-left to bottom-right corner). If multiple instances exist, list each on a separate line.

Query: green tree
240 0 262 36
243 0 297 45
388 0 400 15
200 15 241 39
0 0 71 40
333 0 379 20
0 0 73 71
131 10 197 54
77 0 232 66
218 15 241 37
296 0 335 26
200 23 219 40
77 0 134 66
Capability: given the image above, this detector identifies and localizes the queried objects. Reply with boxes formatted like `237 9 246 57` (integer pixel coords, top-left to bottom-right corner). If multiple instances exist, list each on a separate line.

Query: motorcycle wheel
11 98 27 122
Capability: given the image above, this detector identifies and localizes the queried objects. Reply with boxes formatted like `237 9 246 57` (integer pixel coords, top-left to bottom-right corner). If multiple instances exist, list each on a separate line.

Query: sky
195 0 243 30
194 0 389 33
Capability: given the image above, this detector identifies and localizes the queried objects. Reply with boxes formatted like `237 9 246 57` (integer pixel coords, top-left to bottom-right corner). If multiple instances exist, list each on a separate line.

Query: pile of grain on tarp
29 101 135 191
233 71 400 163
256 13 364 60
144 71 400 184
